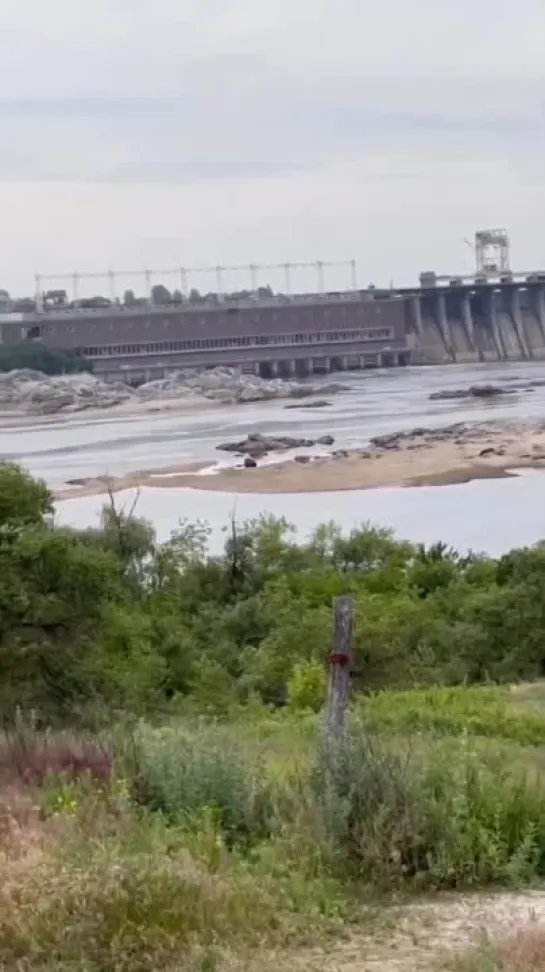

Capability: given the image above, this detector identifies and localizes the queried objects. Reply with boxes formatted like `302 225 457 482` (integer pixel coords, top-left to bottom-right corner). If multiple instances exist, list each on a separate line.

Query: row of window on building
81 327 394 358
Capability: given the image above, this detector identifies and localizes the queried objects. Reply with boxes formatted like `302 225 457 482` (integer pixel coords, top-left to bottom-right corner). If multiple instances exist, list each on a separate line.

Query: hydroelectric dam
2 228 545 382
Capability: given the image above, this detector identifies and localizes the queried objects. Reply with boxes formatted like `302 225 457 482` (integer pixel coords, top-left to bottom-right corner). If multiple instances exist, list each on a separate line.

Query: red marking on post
329 652 350 667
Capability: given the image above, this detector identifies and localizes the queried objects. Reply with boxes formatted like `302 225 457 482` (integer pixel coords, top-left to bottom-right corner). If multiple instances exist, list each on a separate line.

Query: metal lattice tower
474 229 511 275
34 259 358 307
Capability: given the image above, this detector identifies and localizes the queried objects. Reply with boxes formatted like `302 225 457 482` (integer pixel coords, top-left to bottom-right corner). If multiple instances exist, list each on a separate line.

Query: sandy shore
53 420 545 500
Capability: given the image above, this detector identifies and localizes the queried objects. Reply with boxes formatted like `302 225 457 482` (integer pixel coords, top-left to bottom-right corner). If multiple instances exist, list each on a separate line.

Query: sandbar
53 420 545 500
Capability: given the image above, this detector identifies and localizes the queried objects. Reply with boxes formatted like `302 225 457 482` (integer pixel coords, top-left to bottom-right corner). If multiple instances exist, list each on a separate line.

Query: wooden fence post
324 595 354 748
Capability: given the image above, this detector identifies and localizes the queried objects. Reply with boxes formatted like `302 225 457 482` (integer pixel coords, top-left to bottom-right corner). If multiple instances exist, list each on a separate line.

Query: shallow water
55 471 545 558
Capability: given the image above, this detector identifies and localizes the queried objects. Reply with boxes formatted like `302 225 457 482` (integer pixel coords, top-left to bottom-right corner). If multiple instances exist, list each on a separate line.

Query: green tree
0 463 53 531
123 288 137 306
0 525 124 720
0 343 92 375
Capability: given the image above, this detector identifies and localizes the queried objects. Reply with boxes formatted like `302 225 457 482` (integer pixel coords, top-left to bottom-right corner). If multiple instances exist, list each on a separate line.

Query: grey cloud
0 0 543 291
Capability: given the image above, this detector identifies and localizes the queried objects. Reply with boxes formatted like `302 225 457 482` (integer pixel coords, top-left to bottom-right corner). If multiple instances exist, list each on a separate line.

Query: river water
2 361 545 556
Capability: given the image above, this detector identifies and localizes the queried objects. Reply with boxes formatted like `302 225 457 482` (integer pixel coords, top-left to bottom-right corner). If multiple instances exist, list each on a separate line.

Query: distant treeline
0 284 276 313
0 343 92 375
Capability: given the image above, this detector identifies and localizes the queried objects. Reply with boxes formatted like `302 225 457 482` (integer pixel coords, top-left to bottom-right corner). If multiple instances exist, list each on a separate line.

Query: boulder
244 456 257 468
284 399 332 410
316 434 335 446
0 368 135 414
34 394 75 414
470 384 512 398
479 447 504 458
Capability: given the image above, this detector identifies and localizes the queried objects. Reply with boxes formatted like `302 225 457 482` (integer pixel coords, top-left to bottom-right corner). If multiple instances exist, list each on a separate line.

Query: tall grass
362 686 545 746
131 724 272 845
0 722 113 785
0 826 286 972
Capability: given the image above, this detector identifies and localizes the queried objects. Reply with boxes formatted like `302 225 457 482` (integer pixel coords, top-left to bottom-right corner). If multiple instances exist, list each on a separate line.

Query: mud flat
53 419 545 499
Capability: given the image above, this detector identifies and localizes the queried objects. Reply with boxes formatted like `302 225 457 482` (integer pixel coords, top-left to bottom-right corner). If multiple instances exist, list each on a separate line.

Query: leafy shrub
0 342 91 375
313 726 545 889
132 725 271 845
287 662 326 713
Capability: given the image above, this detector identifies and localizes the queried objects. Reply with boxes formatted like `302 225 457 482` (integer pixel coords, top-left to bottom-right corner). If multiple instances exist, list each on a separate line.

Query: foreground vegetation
2 463 545 968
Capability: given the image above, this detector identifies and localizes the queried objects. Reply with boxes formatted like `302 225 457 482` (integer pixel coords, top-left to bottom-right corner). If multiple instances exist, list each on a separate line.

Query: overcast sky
1 0 544 296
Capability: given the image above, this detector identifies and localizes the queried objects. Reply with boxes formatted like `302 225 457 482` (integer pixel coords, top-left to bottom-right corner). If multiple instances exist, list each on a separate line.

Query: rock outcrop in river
429 385 514 401
0 367 348 416
370 420 513 451
217 432 336 456
136 369 348 404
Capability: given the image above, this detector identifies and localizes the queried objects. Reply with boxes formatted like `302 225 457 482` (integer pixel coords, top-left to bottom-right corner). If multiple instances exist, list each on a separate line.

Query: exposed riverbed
3 361 545 555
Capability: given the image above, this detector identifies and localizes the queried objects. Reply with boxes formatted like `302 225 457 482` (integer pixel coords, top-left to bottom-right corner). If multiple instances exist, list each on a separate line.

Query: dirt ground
255 891 545 971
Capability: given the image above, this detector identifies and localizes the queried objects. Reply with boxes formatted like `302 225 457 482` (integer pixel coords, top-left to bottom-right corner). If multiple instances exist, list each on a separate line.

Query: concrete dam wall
409 282 545 364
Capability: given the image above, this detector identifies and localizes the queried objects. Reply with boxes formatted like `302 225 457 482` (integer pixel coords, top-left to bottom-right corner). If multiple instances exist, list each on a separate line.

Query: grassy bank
2 687 545 969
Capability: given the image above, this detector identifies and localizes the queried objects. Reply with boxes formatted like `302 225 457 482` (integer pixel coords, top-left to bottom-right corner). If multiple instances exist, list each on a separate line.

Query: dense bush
0 721 113 785
3 704 545 968
0 342 91 374
5 461 545 969
446 928 545 972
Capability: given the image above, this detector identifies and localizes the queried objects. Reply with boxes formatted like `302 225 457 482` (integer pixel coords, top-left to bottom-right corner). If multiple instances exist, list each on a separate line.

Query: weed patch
362 686 545 746
132 724 272 846
313 727 545 889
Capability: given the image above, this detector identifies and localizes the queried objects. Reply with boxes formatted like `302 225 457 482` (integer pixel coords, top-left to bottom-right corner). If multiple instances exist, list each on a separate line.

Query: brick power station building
1 258 412 383
40 292 410 383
